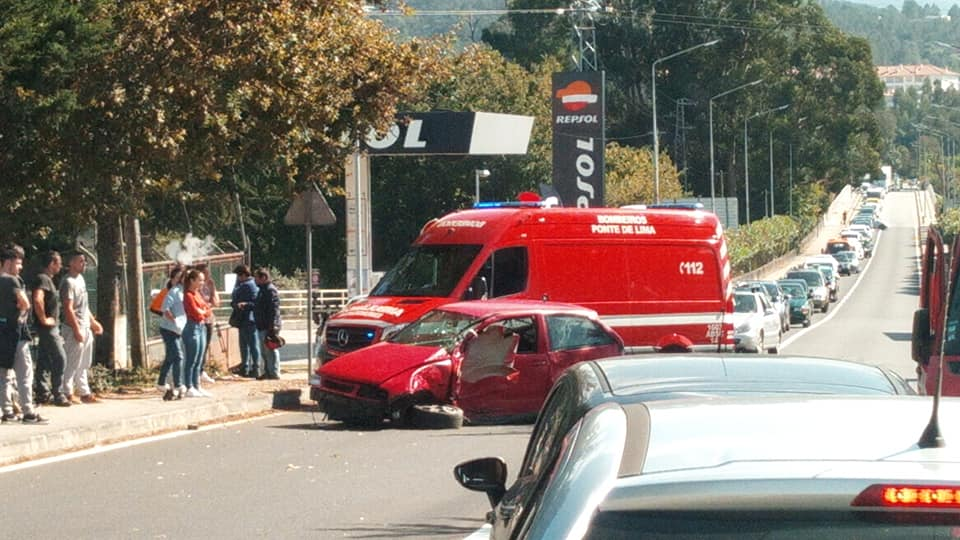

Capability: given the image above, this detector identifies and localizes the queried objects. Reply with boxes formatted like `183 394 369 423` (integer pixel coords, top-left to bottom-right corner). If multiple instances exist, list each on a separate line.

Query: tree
2 0 448 366
604 144 683 206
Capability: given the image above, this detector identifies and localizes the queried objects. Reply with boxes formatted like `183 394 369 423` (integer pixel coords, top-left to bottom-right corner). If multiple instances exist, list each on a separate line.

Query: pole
652 61 660 203
475 170 480 204
651 39 721 204
708 79 762 217
769 130 774 217
305 190 314 376
789 143 794 217
709 100 715 213
744 116 750 223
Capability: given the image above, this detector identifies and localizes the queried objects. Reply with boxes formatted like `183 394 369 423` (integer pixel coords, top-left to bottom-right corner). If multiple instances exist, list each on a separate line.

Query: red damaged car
310 299 623 429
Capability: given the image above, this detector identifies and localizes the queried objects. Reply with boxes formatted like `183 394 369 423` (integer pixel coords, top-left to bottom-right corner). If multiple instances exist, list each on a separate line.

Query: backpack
149 287 169 316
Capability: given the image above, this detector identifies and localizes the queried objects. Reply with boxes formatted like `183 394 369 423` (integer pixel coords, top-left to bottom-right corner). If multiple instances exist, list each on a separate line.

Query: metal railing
209 288 351 322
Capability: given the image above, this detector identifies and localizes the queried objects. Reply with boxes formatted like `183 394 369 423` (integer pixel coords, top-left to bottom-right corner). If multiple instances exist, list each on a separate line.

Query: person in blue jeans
253 268 282 379
156 265 186 400
182 269 211 397
230 265 260 378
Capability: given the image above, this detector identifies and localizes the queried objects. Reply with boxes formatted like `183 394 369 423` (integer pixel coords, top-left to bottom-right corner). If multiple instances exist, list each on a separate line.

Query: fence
207 288 351 323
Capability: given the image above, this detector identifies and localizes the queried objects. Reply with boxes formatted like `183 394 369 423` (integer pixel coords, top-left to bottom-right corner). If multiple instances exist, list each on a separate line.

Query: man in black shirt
32 251 70 407
0 243 46 423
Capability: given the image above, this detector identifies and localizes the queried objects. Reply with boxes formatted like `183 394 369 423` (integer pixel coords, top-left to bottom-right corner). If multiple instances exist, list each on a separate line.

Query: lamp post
709 79 762 215
744 104 789 223
474 169 490 204
652 38 721 203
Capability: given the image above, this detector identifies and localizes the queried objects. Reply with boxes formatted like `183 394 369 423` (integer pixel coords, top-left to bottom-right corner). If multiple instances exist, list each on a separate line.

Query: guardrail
209 288 351 322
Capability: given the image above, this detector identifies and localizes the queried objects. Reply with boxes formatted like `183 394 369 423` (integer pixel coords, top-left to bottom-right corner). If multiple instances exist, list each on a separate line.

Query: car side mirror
807 291 814 298
453 457 508 508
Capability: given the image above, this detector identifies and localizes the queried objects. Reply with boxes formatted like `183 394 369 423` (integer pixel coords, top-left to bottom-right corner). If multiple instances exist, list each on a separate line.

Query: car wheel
803 317 811 328
821 302 829 314
409 404 464 430
767 332 781 354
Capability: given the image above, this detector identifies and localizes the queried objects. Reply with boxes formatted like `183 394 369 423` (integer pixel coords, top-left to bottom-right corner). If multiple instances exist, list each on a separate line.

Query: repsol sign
552 72 605 207
362 112 533 156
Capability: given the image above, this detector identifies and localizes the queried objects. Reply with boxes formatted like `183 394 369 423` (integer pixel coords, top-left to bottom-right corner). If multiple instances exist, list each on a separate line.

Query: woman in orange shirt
182 269 212 397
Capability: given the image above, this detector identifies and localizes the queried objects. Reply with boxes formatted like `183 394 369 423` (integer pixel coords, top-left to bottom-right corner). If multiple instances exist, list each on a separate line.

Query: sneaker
156 384 169 393
198 388 214 398
21 413 49 425
162 388 175 401
201 372 215 384
185 388 204 398
68 394 82 405
80 394 102 404
53 395 72 407
175 386 187 400
1 413 19 423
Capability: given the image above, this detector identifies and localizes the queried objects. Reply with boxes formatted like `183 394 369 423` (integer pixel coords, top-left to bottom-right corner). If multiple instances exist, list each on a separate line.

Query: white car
731 291 781 354
803 254 839 275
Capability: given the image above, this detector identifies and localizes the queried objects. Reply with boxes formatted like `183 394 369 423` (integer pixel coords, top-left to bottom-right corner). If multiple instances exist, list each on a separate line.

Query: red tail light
852 484 960 509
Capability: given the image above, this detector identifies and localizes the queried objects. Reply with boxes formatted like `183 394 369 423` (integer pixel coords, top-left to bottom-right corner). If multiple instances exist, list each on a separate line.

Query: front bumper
312 387 387 422
733 332 760 352
789 307 810 323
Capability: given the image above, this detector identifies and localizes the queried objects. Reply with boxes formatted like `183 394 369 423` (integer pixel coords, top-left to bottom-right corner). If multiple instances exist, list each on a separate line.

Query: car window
474 246 529 299
734 294 756 313
501 316 538 354
546 315 617 351
519 376 583 478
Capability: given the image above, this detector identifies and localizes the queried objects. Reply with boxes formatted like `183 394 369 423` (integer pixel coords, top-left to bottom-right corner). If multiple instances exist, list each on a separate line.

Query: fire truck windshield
370 244 482 298
943 286 960 355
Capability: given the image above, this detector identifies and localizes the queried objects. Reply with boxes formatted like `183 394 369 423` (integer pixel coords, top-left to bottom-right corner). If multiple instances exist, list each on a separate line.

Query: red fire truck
913 226 960 395
318 201 735 363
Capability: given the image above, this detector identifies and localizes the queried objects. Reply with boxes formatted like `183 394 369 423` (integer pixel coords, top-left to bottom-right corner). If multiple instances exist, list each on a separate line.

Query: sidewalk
0 324 316 467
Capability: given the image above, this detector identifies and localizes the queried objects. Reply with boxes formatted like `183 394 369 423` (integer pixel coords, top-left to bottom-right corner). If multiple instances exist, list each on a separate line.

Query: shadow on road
883 332 913 342
313 521 485 538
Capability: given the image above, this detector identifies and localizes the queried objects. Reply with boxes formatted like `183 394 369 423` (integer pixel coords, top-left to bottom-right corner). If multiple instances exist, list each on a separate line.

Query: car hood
318 341 449 385
788 298 809 308
327 296 449 326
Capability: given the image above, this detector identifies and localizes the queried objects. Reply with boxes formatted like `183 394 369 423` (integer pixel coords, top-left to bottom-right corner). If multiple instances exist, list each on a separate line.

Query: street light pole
709 79 762 215
769 129 774 217
652 38 720 203
744 104 789 224
474 169 490 204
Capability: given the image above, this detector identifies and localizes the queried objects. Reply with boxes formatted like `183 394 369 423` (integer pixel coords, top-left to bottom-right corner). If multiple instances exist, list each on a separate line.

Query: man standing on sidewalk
0 243 46 423
31 250 71 407
253 268 282 380
60 252 103 404
230 265 260 378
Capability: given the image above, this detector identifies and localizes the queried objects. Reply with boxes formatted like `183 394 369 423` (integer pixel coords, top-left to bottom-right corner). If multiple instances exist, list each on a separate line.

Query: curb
0 386 306 467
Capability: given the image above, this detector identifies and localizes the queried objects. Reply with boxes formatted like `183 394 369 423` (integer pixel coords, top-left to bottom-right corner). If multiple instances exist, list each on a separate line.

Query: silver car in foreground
455 356 952 540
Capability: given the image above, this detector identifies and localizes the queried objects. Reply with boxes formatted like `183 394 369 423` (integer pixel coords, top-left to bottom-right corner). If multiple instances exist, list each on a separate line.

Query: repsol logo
574 137 597 208
365 120 427 150
555 115 599 124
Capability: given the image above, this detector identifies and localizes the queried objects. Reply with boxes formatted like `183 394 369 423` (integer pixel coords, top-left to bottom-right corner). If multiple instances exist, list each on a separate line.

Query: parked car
784 269 829 312
736 280 789 333
455 356 928 540
310 299 623 428
777 279 813 327
833 250 861 275
805 262 839 301
731 291 781 353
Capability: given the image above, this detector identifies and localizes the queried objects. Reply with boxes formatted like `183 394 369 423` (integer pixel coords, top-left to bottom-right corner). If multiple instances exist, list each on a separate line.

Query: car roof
440 299 598 318
776 278 807 287
591 354 910 399
608 395 960 487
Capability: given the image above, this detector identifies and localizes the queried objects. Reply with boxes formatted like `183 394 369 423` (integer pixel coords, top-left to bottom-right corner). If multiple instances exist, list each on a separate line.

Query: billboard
552 71 605 207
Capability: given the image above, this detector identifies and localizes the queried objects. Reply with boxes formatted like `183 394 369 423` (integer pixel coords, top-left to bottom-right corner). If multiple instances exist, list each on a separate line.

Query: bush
725 215 803 274
88 364 157 394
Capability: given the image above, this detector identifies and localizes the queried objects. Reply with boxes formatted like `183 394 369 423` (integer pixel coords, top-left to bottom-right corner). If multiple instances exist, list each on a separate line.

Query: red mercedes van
318 201 733 363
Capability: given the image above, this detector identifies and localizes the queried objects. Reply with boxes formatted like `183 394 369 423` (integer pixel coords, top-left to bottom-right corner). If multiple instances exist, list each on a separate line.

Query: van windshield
370 244 482 297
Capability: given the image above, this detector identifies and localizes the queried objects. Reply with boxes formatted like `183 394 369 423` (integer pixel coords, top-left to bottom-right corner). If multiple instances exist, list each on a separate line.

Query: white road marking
781 229 883 350
0 413 281 474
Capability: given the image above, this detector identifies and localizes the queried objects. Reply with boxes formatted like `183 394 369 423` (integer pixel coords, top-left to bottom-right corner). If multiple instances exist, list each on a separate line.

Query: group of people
1 244 102 425
229 265 283 381
154 263 282 401
153 262 220 400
